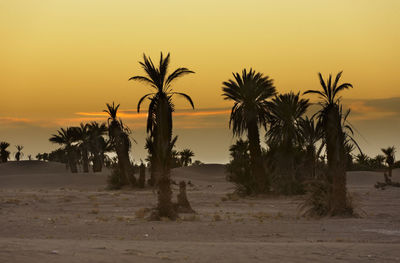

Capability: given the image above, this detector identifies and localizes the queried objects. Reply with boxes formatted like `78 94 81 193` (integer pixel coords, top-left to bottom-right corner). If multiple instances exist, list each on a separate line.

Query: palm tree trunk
92 153 102 172
82 148 89 173
116 144 134 185
247 119 267 193
325 106 347 215
68 148 78 173
139 163 146 188
153 96 177 219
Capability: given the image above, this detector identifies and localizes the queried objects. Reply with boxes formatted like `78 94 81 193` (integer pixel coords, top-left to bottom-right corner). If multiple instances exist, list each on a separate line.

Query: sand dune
1 162 400 262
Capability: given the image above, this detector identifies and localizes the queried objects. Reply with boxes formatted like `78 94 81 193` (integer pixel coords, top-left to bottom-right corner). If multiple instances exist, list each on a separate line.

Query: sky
1 0 399 163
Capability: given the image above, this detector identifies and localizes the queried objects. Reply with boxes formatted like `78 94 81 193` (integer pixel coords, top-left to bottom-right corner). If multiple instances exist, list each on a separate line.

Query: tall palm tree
179 149 194 167
381 146 395 183
104 102 134 184
49 127 79 173
304 71 353 215
74 123 91 173
0 142 11 163
222 68 276 193
15 145 24 161
129 52 195 219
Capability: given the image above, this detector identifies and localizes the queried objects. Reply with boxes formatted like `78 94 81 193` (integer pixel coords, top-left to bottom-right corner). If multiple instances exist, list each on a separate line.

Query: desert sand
1 161 400 262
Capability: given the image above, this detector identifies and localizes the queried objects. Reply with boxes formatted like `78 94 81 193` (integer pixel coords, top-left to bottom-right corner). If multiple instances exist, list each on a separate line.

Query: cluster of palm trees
11 51 393 219
223 70 358 215
0 142 24 162
0 142 11 162
351 147 398 172
47 122 115 173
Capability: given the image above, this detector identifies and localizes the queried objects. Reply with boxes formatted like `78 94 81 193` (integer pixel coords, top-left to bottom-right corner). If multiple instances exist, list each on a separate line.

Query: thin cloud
0 117 32 124
345 99 400 121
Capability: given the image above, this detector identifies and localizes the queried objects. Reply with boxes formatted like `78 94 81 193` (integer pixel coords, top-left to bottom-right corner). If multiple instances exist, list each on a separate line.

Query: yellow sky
1 0 400 162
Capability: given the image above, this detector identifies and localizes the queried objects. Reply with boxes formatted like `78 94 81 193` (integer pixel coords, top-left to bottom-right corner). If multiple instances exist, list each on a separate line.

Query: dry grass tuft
135 208 151 219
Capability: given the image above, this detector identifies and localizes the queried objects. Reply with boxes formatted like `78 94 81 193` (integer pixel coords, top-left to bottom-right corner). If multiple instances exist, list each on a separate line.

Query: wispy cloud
69 108 231 129
344 97 400 121
0 117 32 124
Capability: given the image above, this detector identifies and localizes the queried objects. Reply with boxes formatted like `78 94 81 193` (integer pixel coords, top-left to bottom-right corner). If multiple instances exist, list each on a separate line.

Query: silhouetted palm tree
265 92 309 193
381 146 396 183
130 52 194 219
104 102 134 184
222 68 276 193
179 149 194 167
14 145 24 161
49 127 79 173
267 92 309 148
300 117 323 178
304 71 353 215
75 123 90 173
87 122 108 172
0 142 11 163
229 139 250 160
373 154 385 168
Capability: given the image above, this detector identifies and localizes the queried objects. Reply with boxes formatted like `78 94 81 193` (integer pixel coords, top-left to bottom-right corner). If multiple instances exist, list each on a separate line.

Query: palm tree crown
129 52 195 134
49 127 77 146
222 68 276 136
266 92 309 147
381 146 396 167
180 149 195 167
304 71 353 106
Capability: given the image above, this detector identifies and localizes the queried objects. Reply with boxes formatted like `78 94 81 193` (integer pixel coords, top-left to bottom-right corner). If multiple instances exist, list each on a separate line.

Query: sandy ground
1 161 400 262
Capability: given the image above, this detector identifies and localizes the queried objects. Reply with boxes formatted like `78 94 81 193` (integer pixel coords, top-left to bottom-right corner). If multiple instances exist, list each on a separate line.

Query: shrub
107 167 124 190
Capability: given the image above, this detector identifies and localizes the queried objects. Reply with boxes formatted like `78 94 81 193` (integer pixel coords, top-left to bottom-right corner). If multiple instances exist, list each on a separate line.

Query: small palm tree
299 117 324 178
265 92 309 194
222 68 276 193
130 52 195 219
49 127 79 173
266 92 309 148
304 71 353 215
381 146 396 183
373 154 385 168
179 149 194 167
0 142 11 163
15 145 24 161
104 102 134 184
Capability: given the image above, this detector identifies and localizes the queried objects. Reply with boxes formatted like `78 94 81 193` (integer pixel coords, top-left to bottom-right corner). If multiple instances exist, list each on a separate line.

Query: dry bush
135 208 151 219
299 179 355 217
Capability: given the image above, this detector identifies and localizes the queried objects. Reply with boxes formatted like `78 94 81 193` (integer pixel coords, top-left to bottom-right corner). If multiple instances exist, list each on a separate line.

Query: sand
1 161 400 262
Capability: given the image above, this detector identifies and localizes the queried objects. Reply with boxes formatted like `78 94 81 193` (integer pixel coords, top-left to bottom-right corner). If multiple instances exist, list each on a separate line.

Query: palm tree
49 127 79 173
180 149 194 167
104 102 134 184
373 154 385 169
74 123 91 173
381 146 395 183
304 71 353 215
222 68 276 193
265 92 309 193
129 52 194 219
267 92 309 147
299 117 324 178
0 142 11 163
87 122 108 173
14 145 24 161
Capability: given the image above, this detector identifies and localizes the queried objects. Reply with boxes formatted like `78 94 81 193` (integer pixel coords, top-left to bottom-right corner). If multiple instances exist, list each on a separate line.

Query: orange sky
1 0 399 162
